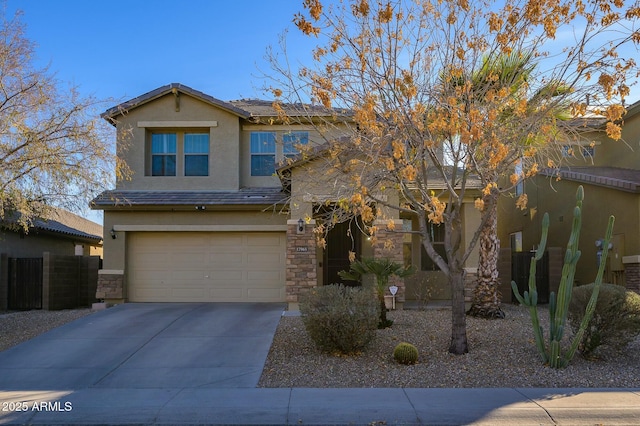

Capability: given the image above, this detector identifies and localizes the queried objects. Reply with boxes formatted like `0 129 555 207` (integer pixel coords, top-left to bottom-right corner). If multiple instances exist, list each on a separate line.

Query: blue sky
5 1 639 225
5 1 314 103
5 0 316 224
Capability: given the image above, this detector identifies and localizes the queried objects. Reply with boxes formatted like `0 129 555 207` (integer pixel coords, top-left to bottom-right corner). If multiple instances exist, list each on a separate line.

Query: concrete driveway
0 302 284 390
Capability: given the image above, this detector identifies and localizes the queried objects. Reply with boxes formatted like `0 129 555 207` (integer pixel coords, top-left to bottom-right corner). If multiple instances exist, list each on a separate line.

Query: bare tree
266 0 638 354
0 10 129 229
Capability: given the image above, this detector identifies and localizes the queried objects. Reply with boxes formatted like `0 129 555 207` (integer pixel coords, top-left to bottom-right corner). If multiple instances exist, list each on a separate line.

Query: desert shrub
393 342 419 365
568 283 640 357
299 284 379 354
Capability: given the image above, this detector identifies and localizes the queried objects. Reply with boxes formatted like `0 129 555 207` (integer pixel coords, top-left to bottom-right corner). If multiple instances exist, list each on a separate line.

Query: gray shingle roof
91 188 289 208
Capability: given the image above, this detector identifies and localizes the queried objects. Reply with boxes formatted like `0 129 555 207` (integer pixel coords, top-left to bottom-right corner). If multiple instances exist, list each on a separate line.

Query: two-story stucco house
92 83 484 309
498 99 640 296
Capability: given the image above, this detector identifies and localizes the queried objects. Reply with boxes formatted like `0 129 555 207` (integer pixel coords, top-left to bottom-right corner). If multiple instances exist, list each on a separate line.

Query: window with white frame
184 133 209 176
250 132 277 176
283 131 309 159
514 160 524 196
149 131 209 177
151 133 177 176
250 131 309 176
562 145 595 158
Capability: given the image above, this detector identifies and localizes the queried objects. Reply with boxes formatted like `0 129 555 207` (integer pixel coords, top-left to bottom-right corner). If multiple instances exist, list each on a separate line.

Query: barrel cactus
393 342 419 365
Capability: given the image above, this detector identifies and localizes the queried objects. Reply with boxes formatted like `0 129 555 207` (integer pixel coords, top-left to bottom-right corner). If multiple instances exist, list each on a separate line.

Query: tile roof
91 188 289 208
3 208 103 241
541 167 640 193
229 98 351 118
101 83 352 124
102 83 252 122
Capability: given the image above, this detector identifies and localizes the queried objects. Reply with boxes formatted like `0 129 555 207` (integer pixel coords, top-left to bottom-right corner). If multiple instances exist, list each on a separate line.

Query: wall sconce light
110 229 117 239
297 218 305 234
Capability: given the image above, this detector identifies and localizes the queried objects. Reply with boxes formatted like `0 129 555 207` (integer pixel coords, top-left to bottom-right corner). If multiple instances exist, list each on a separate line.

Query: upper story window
283 131 309 159
251 132 277 176
250 131 309 176
151 134 177 176
562 145 595 158
184 133 209 176
514 160 524 196
149 131 210 177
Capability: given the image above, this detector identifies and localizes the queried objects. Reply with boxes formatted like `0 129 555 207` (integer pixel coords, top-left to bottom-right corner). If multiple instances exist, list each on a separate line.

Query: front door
324 220 362 286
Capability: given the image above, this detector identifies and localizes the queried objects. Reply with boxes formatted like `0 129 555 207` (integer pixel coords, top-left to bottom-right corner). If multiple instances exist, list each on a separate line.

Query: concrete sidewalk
0 304 639 425
1 387 639 425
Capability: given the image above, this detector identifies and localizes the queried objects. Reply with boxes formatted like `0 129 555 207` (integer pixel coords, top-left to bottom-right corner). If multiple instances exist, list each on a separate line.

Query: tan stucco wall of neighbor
581 114 640 169
0 230 102 258
115 93 243 191
498 175 639 286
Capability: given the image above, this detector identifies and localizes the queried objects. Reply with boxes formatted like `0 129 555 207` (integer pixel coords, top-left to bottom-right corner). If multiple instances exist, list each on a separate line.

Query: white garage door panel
132 287 169 300
248 288 283 299
171 288 205 299
128 232 286 302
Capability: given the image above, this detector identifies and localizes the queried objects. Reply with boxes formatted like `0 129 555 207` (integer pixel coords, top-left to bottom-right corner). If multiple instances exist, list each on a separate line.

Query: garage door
127 232 286 302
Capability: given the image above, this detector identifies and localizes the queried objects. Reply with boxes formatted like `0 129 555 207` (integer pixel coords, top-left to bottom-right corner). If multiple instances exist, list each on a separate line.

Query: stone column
96 269 125 305
622 255 640 294
371 219 406 309
286 219 317 310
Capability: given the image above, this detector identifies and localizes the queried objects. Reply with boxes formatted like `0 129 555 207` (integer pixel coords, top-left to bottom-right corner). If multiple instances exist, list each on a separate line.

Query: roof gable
102 83 252 123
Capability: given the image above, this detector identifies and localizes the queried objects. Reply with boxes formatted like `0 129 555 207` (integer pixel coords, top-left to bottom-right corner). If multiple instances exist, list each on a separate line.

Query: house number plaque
296 247 309 252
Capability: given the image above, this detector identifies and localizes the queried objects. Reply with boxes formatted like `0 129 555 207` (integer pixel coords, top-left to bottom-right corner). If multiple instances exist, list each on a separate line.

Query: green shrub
299 284 379 354
568 283 640 357
393 342 419 365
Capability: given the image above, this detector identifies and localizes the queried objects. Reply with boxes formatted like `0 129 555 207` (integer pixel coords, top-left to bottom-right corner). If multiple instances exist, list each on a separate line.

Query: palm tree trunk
468 197 505 319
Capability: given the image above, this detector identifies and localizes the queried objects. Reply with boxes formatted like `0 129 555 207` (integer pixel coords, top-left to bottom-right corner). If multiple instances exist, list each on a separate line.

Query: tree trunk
449 268 469 354
468 197 505 319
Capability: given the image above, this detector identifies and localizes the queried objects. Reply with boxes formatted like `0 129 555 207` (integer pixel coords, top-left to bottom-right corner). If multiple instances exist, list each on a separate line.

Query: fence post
42 252 51 310
0 253 7 311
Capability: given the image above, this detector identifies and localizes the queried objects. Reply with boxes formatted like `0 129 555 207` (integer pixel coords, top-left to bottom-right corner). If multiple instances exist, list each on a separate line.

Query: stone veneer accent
286 219 317 308
96 269 125 303
623 255 640 294
371 220 406 306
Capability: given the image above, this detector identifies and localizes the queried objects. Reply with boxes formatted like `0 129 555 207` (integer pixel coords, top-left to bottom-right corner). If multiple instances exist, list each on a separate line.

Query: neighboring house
0 208 103 311
92 83 484 308
0 207 103 258
498 100 640 296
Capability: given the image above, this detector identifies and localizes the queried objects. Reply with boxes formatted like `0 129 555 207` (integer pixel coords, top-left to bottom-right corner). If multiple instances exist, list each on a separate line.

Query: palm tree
339 257 415 328
465 52 570 319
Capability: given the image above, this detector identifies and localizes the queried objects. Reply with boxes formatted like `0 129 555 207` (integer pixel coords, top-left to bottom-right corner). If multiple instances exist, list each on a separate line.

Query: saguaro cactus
511 186 615 368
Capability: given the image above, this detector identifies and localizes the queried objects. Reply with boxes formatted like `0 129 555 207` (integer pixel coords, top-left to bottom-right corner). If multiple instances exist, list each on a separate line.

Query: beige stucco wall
0 230 102 258
240 124 334 188
102 209 288 270
115 93 243 191
558 109 640 169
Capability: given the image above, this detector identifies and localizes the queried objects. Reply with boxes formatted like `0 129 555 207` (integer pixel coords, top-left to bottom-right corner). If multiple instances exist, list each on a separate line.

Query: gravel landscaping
0 308 94 352
258 304 640 388
3 304 639 389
